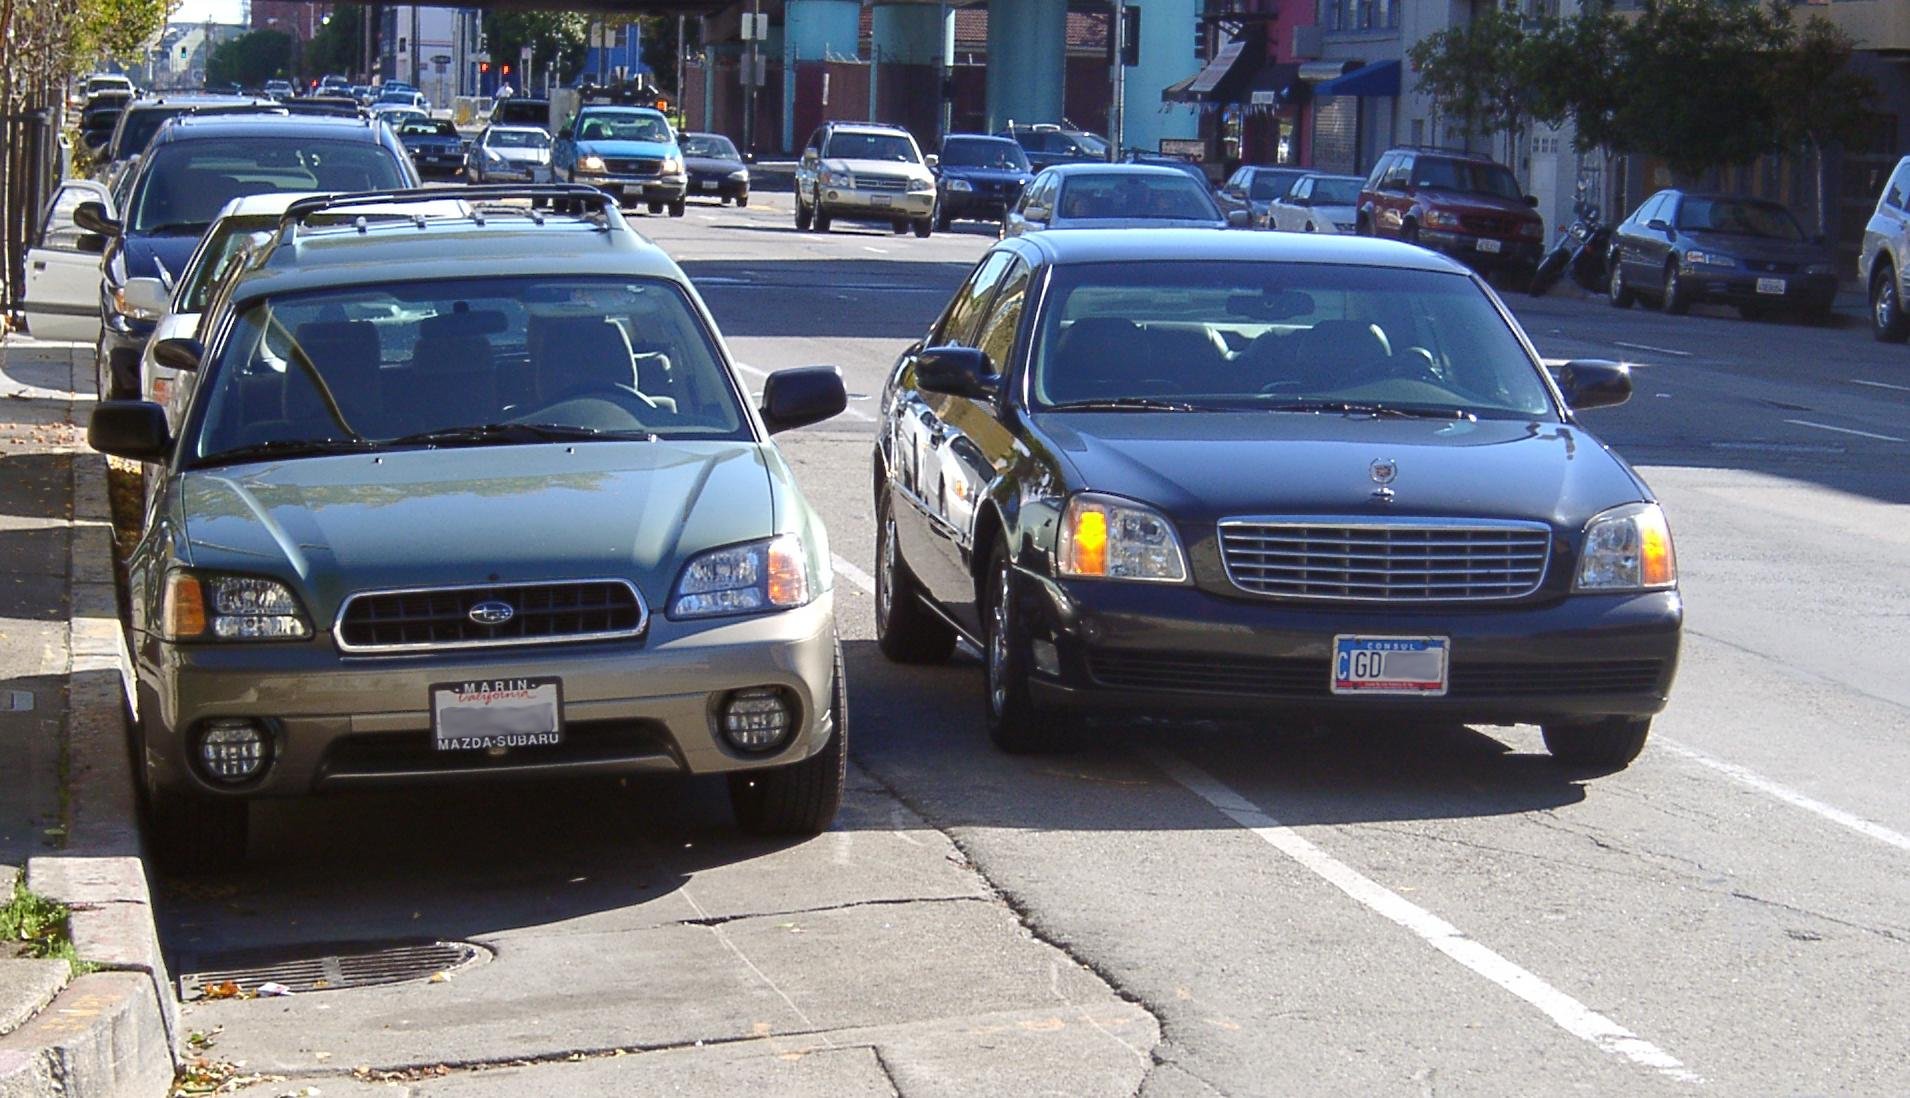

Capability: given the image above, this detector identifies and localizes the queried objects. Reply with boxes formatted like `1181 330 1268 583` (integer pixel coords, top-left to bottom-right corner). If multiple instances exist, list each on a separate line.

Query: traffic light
501 63 511 76
1119 6 1141 67
479 61 489 74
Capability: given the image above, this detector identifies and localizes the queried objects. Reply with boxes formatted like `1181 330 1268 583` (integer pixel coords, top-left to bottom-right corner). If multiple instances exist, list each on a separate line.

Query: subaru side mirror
88 401 172 462
760 366 847 434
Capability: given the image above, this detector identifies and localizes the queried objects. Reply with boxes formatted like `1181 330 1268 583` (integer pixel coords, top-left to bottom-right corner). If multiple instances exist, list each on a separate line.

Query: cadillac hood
1033 412 1649 532
177 441 779 618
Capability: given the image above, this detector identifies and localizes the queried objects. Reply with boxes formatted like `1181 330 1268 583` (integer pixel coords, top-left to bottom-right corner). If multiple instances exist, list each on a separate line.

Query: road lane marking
1142 749 1702 1085
1659 739 1910 855
1851 378 1910 394
1612 341 1692 358
831 554 877 595
1783 418 1906 443
863 246 890 255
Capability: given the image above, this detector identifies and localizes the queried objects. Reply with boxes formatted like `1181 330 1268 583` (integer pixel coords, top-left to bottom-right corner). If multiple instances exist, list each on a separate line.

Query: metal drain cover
182 940 484 997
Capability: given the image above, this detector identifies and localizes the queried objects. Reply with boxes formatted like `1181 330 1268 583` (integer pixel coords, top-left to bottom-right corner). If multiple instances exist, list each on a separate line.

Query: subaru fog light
722 688 793 751
198 718 270 783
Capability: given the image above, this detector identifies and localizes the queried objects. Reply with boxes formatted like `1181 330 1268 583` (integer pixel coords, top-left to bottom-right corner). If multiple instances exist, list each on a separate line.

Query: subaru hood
178 441 776 616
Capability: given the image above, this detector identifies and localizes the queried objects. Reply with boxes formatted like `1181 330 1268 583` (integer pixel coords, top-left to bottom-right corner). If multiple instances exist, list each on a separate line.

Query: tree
1407 7 1535 153
302 4 363 82
486 12 588 91
206 28 292 89
1762 8 1877 235
1606 0 1782 184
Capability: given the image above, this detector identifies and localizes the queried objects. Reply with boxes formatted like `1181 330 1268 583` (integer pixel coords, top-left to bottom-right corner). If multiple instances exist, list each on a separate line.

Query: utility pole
676 14 686 106
1110 0 1126 161
744 0 762 158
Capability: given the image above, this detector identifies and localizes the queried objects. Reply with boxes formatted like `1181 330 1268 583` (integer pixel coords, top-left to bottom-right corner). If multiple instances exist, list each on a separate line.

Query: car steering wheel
508 386 659 430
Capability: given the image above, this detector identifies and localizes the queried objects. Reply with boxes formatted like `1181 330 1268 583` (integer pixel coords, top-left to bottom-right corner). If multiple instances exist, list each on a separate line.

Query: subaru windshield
186 276 752 467
1030 262 1557 421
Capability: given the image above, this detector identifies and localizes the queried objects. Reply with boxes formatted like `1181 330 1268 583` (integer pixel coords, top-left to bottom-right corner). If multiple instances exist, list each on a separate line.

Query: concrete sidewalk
0 335 174 1098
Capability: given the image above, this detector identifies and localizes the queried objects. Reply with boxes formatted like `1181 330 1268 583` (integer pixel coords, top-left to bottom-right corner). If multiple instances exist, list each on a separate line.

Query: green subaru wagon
89 186 849 867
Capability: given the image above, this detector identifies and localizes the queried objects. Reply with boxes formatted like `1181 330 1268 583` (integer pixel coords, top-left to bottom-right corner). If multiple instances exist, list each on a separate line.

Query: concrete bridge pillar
871 3 953 66
986 0 1067 132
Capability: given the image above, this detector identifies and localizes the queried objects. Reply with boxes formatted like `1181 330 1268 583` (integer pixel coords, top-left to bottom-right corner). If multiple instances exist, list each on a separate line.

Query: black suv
998 124 1109 171
77 113 416 398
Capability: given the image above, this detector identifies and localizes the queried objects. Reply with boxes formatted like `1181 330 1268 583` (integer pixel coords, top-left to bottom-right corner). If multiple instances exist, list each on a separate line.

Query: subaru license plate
1756 277 1786 295
431 677 563 750
1332 636 1449 696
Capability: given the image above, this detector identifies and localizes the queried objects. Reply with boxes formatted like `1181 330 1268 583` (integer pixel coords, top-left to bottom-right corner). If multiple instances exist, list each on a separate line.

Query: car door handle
31 261 46 272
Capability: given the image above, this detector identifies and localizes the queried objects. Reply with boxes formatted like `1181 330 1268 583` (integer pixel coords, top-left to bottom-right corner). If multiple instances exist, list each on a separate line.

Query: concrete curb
2 343 176 1096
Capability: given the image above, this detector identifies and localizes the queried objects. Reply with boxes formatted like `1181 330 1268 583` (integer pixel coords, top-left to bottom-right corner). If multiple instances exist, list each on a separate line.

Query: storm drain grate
182 940 484 998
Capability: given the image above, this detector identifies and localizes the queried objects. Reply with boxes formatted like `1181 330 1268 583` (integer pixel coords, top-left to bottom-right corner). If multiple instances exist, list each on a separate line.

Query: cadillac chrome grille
335 579 646 653
1217 519 1552 602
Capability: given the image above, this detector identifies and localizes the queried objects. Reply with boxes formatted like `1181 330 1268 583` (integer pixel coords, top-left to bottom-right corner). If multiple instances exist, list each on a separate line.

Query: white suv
795 122 937 238
1860 155 1910 343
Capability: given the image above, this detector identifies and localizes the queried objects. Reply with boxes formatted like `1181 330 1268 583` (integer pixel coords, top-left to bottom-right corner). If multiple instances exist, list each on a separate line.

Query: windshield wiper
1044 397 1201 413
1259 400 1477 421
138 221 211 236
198 437 378 466
382 422 658 449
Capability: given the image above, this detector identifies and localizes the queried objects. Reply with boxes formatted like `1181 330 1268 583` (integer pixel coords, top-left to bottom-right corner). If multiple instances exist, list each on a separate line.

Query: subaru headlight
162 571 312 641
1421 209 1462 230
1056 493 1188 583
908 177 934 193
578 154 606 174
946 179 973 192
1684 250 1735 269
1574 503 1677 592
671 534 813 618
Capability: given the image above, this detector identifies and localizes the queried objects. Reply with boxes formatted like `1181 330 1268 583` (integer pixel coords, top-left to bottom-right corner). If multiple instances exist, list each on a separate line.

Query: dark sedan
396 118 468 179
874 229 1680 770
1607 190 1838 322
681 131 749 205
933 134 1033 230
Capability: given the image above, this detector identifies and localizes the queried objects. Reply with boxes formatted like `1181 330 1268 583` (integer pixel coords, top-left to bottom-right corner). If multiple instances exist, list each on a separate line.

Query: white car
21 178 116 343
466 125 553 184
1264 172 1363 235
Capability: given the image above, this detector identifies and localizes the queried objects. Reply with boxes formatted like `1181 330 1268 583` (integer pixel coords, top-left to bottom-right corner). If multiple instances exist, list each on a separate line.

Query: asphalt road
161 194 1910 1096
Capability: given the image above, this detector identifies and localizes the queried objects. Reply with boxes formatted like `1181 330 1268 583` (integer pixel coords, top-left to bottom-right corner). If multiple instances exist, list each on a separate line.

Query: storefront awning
1313 59 1401 99
1162 36 1254 104
1247 63 1304 108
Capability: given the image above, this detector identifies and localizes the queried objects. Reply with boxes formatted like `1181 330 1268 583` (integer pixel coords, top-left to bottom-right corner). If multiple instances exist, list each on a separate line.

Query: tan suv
1861 155 1910 342
795 121 937 237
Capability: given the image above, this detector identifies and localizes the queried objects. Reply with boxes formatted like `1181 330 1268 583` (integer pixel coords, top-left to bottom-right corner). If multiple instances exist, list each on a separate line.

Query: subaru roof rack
276 184 627 241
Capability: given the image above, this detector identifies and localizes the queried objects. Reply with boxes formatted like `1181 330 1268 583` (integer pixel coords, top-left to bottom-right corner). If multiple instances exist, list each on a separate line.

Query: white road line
831 554 877 594
1142 749 1702 1085
1783 418 1906 443
863 246 890 255
1851 378 1910 394
1658 739 1910 855
1612 341 1693 358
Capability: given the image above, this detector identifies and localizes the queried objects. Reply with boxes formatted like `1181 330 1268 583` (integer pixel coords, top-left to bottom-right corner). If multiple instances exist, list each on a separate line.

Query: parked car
76 112 417 399
79 92 134 157
100 95 279 190
1357 147 1545 286
997 123 1109 171
396 117 468 179
1214 165 1307 227
21 178 117 342
1003 163 1242 237
1860 155 1910 342
680 131 750 205
932 134 1033 230
466 125 553 184
795 121 936 237
87 185 851 867
490 96 553 133
873 228 1679 768
1266 173 1363 234
263 79 296 100
1121 151 1212 192
553 104 687 216
1607 190 1837 322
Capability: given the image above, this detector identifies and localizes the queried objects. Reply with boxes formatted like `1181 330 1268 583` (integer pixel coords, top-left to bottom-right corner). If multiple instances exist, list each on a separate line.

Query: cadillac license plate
1332 636 1449 696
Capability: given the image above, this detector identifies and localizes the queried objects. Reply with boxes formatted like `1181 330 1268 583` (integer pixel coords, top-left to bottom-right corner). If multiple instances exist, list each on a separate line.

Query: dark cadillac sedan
874 230 1680 770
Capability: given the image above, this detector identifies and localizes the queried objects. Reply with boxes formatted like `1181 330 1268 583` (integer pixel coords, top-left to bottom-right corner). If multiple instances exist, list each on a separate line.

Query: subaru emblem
469 600 515 627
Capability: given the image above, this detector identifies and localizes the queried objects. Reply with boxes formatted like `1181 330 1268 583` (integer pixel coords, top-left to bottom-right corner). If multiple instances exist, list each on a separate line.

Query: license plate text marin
430 677 563 751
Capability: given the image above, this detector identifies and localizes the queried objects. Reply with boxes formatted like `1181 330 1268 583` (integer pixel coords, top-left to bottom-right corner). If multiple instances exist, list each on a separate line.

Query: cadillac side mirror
1558 359 1632 411
1226 209 1251 228
915 346 998 400
760 366 847 434
151 337 203 372
74 201 120 237
88 401 172 462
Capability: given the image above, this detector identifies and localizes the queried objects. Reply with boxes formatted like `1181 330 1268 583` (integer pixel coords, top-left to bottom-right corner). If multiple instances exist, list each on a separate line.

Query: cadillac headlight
946 179 973 192
1574 503 1677 591
671 534 812 618
1684 250 1735 269
578 154 607 174
1056 493 1188 583
162 571 312 641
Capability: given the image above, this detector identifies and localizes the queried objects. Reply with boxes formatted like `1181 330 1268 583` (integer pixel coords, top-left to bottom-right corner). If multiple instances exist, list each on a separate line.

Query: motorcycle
1529 198 1612 297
